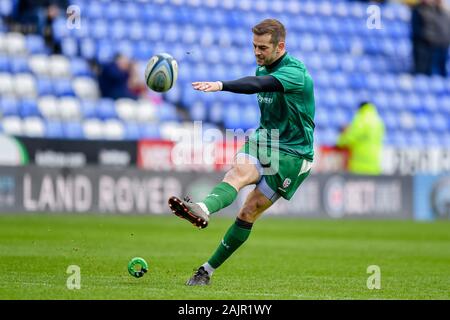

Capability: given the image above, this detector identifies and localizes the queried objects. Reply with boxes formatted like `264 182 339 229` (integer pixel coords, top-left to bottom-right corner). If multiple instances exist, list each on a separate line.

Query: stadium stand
0 0 449 146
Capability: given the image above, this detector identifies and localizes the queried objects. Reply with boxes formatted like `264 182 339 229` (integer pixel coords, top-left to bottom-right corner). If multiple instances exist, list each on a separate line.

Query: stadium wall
0 165 416 220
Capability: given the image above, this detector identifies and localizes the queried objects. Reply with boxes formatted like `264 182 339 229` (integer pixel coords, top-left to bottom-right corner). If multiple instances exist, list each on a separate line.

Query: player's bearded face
253 34 279 66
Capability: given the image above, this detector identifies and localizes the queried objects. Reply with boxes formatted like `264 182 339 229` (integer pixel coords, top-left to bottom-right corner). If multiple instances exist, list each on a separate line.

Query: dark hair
252 19 286 45
359 101 371 109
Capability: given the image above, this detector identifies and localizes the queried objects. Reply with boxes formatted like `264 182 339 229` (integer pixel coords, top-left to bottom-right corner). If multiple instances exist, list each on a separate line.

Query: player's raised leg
186 187 273 286
168 157 260 229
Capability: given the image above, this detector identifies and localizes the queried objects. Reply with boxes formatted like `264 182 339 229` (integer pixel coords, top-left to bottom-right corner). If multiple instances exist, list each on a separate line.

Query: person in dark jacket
412 0 450 76
98 54 138 100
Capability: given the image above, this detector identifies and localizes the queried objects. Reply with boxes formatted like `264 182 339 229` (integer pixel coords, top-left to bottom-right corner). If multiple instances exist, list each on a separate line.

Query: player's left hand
192 81 222 92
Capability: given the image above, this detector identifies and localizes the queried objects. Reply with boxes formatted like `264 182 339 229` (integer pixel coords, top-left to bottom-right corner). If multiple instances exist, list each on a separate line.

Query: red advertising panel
137 140 174 170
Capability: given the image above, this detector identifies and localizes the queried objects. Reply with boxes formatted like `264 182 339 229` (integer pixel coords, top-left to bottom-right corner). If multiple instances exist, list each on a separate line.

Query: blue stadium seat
320 128 339 147
333 109 351 129
208 10 227 27
314 108 330 129
157 103 179 122
26 34 46 54
298 33 315 52
415 113 431 131
209 102 224 123
139 124 160 139
348 72 366 90
96 40 115 64
53 79 75 97
45 121 64 138
380 74 398 92
241 104 260 130
322 54 339 71
332 72 348 89
10 57 29 73
341 90 357 109
390 93 406 112
51 17 68 42
371 57 389 74
205 47 221 64
405 93 423 112
223 104 242 129
129 21 144 42
414 75 430 93
122 2 140 21
441 133 450 147
97 98 117 120
140 3 157 21
64 122 84 139
85 1 102 19
430 113 448 133
0 55 9 72
190 101 207 122
425 131 440 146
317 35 332 53
124 123 140 140
314 72 331 89
111 20 127 40
442 96 450 115
390 130 408 146
422 94 438 112
80 38 96 60
165 84 181 105
323 89 339 108
0 0 14 16
146 22 164 42
331 37 349 53
429 76 446 94
105 1 122 20
91 19 108 39
382 111 399 131
134 41 151 61
80 100 97 119
366 74 382 91
0 97 19 116
407 130 425 147
36 78 53 96
61 37 78 57
19 99 40 118
71 58 91 77
339 55 355 72
117 40 134 58
159 5 176 23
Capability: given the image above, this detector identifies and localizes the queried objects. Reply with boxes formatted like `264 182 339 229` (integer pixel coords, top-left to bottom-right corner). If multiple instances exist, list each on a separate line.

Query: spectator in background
13 0 68 32
98 54 138 100
128 62 148 98
336 101 385 175
11 0 68 53
412 0 450 76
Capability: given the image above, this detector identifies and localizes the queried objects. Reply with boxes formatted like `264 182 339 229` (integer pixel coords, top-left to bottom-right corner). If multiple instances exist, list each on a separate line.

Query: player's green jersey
254 53 315 161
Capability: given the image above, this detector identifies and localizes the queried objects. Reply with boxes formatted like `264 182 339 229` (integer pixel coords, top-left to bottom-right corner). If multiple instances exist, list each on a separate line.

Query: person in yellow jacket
337 101 385 175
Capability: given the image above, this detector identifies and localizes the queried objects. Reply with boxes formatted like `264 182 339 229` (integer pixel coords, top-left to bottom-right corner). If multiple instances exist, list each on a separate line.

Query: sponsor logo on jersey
282 178 291 188
257 93 273 104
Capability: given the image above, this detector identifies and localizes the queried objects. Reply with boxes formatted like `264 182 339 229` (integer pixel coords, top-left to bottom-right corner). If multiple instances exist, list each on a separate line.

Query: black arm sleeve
221 76 284 94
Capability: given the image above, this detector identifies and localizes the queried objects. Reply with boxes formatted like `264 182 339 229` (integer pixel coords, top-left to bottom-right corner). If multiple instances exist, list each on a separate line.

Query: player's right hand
192 81 222 92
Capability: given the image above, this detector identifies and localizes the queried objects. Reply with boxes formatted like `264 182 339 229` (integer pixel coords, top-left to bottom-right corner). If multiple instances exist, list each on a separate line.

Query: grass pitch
0 214 449 300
